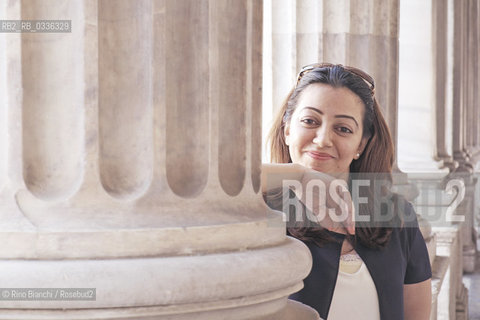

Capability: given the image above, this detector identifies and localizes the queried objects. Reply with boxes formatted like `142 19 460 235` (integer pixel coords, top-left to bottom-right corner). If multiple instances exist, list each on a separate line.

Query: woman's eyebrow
302 107 359 128
303 106 324 115
335 115 359 128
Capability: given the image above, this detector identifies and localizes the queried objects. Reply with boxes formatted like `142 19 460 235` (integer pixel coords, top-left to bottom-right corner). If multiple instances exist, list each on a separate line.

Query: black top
266 190 432 320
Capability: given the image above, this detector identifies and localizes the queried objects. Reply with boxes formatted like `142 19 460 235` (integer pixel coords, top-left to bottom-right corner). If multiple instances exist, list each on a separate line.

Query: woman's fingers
342 189 355 235
298 171 355 235
326 182 355 235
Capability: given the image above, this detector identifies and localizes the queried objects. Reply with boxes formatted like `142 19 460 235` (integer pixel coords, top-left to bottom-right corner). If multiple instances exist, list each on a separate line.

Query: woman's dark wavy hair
266 64 395 249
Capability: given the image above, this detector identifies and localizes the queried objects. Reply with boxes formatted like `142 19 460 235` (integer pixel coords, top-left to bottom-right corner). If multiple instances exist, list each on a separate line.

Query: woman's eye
337 127 353 134
300 118 318 126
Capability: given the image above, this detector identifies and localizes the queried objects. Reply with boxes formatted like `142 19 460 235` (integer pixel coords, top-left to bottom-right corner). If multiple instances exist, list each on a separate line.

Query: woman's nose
312 128 333 147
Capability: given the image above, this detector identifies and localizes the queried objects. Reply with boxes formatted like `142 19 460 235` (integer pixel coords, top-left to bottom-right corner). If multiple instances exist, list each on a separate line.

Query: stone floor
463 245 480 320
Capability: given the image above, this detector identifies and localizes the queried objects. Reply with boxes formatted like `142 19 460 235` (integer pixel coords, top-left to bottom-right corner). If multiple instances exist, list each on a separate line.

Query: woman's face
284 83 367 179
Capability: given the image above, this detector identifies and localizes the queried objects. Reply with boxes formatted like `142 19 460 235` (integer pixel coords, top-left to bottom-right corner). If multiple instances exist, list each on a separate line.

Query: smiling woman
262 63 432 320
284 84 367 179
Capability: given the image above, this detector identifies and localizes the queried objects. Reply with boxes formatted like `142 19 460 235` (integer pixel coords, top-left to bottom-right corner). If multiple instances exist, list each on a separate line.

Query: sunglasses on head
296 63 375 94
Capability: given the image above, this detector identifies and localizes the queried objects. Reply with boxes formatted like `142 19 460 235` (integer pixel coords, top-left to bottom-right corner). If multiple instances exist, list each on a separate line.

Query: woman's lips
307 151 334 160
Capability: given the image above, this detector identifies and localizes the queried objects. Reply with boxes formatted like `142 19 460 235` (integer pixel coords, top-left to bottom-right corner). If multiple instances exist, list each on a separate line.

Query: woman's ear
284 123 290 146
357 137 368 157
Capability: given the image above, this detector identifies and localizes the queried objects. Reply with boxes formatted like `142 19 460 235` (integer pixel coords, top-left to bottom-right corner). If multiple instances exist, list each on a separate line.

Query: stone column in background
0 1 317 319
428 0 470 317
451 0 474 174
432 0 455 170
270 0 399 151
465 0 479 161
449 0 479 273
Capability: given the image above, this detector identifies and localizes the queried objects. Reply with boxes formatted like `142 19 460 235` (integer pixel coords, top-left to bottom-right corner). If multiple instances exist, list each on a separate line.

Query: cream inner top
327 250 381 320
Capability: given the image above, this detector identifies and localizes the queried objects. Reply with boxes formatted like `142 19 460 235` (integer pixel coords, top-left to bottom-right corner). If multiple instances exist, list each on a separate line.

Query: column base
0 238 314 319
455 284 469 320
463 244 477 273
0 298 320 320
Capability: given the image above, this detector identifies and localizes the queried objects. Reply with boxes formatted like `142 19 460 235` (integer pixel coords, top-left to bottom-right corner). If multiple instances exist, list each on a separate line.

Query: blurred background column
265 0 399 163
449 0 479 276
0 1 318 319
397 0 479 317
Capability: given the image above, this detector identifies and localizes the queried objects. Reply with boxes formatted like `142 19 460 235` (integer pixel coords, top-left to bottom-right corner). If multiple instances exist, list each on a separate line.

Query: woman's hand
296 167 355 235
261 163 355 235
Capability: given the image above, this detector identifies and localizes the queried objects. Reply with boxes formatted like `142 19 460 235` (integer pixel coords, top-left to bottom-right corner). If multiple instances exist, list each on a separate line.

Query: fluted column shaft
432 0 454 169
0 0 276 260
451 0 477 173
465 0 479 160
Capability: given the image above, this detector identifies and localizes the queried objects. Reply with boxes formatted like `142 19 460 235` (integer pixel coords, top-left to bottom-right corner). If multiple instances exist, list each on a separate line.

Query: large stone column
0 1 317 319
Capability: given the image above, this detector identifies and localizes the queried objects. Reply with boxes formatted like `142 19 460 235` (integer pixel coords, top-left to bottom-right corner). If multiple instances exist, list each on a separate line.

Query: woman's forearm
261 163 305 193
